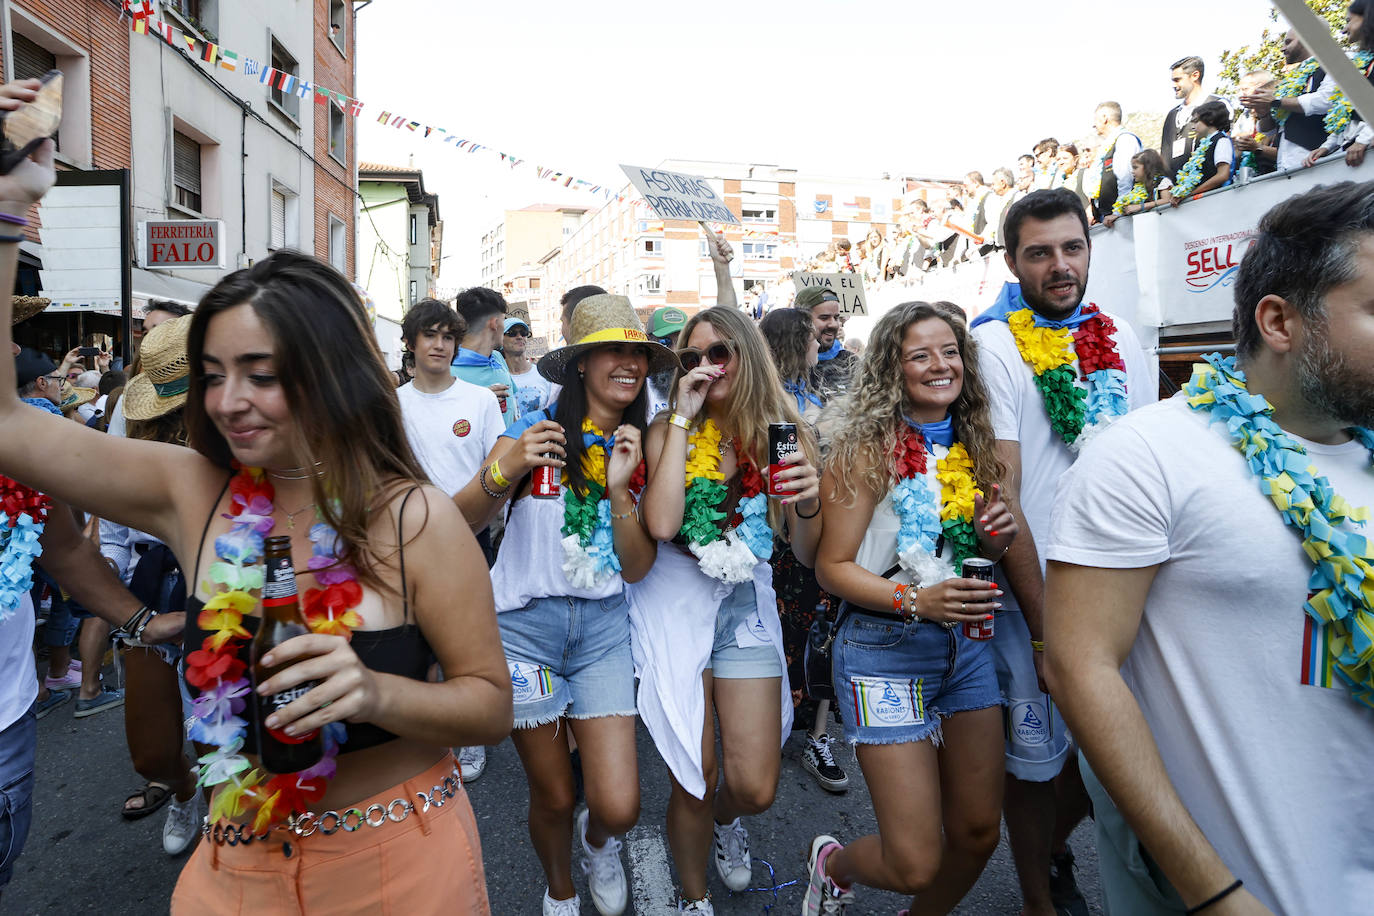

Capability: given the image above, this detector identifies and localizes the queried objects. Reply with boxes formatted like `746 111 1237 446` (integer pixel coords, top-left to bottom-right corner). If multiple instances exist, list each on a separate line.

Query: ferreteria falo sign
137 220 228 270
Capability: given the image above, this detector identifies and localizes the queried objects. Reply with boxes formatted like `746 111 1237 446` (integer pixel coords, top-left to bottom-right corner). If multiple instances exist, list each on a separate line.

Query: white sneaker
678 894 714 914
162 790 202 856
712 817 752 891
457 745 487 783
542 890 580 915
578 808 627 915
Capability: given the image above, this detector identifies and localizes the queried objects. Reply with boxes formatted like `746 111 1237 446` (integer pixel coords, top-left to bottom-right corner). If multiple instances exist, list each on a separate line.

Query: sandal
122 781 173 821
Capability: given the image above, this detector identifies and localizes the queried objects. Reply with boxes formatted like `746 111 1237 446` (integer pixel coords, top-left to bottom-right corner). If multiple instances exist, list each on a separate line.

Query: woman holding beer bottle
634 307 821 915
0 121 509 912
801 301 1017 913
453 295 673 916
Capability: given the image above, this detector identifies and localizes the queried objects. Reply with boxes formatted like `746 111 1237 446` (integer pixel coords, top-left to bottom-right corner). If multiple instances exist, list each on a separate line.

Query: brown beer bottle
252 535 324 774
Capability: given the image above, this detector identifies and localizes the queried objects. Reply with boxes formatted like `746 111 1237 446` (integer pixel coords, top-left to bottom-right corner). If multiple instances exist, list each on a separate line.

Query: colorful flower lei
1007 304 1128 450
1274 57 1321 127
1112 183 1149 215
191 465 363 834
680 418 771 583
890 427 981 586
560 419 645 589
1185 355 1374 709
1323 51 1374 137
0 475 50 623
1172 132 1217 199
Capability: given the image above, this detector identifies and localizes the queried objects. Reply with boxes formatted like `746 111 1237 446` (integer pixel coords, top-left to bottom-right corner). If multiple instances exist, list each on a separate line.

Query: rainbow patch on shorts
509 661 554 704
1300 615 1338 690
850 676 924 728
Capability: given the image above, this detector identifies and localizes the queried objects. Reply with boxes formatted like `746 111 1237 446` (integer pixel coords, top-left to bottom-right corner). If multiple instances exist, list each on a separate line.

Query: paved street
5 692 1101 915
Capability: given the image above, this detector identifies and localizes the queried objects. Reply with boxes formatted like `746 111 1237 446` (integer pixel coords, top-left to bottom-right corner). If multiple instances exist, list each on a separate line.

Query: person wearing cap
796 286 857 398
634 306 823 915
503 315 554 417
646 306 688 421
98 314 205 854
454 294 672 916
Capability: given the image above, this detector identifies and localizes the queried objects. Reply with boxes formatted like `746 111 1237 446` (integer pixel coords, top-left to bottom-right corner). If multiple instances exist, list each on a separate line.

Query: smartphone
0 70 62 174
78 346 101 357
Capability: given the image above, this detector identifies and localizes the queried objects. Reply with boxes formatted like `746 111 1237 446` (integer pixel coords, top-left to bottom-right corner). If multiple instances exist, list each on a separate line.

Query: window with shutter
172 131 203 213
13 34 55 81
270 191 287 250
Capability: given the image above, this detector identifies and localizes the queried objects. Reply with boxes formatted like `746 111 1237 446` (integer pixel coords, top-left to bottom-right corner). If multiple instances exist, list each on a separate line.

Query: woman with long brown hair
0 138 509 913
634 306 822 914
803 302 1018 914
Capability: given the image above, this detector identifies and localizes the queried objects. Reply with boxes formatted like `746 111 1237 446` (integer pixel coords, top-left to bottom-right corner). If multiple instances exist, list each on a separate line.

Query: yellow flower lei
935 443 981 566
684 419 726 484
1007 309 1074 373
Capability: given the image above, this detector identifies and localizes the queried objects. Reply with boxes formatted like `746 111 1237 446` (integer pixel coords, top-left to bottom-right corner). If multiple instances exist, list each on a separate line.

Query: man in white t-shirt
969 187 1156 916
395 298 503 785
1046 182 1374 916
502 317 555 418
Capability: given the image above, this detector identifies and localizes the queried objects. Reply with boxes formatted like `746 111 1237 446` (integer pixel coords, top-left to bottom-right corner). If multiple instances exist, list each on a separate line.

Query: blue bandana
783 378 824 413
816 339 846 362
904 414 955 447
969 282 1093 331
22 397 62 417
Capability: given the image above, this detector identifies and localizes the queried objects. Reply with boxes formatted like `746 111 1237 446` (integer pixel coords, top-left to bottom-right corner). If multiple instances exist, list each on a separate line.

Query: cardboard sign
138 220 227 269
792 271 867 315
620 165 740 225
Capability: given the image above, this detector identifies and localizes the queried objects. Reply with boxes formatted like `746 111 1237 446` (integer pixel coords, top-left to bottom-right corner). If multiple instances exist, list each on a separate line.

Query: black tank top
182 477 433 755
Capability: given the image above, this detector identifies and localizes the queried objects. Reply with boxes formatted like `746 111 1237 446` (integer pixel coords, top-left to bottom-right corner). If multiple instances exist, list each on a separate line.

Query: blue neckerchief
22 397 62 417
782 378 823 413
905 414 955 448
452 347 504 370
817 339 845 362
969 283 1093 331
583 426 616 456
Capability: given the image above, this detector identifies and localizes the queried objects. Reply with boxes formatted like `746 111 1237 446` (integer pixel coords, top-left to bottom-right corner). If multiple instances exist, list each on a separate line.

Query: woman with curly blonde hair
802 301 1019 914
633 306 822 914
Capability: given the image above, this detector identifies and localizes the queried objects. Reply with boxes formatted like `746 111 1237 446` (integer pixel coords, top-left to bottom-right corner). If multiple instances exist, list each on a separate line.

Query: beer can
532 459 561 499
961 557 996 640
767 422 800 498
497 395 508 414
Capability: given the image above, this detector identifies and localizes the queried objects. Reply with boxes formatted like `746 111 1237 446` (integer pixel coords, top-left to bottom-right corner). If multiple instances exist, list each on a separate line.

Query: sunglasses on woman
675 341 734 372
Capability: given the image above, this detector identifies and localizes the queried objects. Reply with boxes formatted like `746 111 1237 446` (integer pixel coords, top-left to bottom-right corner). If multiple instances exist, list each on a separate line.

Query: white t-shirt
510 367 554 419
972 309 1155 566
396 378 504 496
1 592 37 731
1047 395 1374 915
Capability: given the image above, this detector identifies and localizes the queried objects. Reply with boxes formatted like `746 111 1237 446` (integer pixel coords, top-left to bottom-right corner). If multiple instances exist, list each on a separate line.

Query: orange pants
172 754 489 915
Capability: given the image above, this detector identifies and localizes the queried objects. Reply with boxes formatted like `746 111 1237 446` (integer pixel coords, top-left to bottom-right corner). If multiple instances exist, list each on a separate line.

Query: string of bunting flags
120 0 614 198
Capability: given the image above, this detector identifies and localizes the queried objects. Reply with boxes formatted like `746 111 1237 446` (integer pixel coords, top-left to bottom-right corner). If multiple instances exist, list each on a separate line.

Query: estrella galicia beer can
962 557 996 640
767 422 799 498
532 460 561 499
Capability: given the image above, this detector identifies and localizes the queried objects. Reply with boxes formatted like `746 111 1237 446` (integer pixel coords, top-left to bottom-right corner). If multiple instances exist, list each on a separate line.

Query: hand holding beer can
767 422 799 498
532 459 561 499
961 557 996 640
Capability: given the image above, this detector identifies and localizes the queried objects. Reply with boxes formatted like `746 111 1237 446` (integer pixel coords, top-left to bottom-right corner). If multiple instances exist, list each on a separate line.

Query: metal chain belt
200 766 462 847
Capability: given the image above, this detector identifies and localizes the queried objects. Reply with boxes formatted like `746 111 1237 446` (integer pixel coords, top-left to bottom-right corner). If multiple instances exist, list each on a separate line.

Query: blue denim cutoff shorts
498 592 636 728
833 611 1001 745
710 581 783 680
0 708 37 887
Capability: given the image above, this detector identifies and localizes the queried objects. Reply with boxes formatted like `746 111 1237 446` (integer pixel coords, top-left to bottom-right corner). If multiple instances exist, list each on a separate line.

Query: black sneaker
1050 847 1089 916
802 734 849 793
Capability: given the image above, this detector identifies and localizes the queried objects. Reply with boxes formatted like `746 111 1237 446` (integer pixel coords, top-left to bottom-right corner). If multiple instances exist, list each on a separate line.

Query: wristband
132 610 158 644
1030 639 1045 653
0 212 26 226
488 460 511 489
1185 879 1242 915
0 233 25 244
112 605 151 640
667 413 692 430
794 498 820 519
892 584 909 615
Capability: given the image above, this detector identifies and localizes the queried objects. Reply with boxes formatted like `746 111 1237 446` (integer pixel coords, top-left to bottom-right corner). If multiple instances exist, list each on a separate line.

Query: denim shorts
0 709 37 887
833 611 1001 745
710 581 783 680
498 592 636 728
992 604 1071 781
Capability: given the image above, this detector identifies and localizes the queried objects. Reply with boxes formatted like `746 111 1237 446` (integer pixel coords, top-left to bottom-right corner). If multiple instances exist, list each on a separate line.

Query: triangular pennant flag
183 33 197 54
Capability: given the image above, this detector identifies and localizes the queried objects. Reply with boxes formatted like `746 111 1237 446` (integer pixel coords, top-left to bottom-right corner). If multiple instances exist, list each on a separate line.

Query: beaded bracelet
1030 639 1045 653
610 504 636 521
479 466 508 499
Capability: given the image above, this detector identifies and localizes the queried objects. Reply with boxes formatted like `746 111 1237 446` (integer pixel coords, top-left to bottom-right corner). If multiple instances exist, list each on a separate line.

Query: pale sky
356 0 1291 287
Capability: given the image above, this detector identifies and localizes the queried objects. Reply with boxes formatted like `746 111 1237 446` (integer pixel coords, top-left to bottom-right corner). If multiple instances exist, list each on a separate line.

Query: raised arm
0 124 213 543
1045 561 1270 914
641 363 718 541
703 224 737 308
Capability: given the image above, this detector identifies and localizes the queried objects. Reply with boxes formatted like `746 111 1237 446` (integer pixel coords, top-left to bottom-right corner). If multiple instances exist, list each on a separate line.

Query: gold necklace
280 502 317 530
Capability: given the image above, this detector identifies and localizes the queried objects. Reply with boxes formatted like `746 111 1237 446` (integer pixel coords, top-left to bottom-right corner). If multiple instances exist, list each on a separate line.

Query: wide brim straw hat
538 294 679 385
122 314 192 421
60 385 96 413
11 296 49 325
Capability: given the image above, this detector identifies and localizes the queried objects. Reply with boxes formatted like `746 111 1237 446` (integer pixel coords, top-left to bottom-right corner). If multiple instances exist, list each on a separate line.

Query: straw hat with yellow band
538 294 679 385
122 314 192 421
59 385 97 413
11 296 49 326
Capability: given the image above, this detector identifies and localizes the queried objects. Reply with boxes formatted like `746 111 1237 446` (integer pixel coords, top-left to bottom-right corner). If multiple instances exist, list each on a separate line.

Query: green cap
794 286 841 310
650 306 688 339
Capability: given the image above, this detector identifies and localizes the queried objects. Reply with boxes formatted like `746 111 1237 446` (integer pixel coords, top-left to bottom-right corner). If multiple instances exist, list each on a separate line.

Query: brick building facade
311 0 355 278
